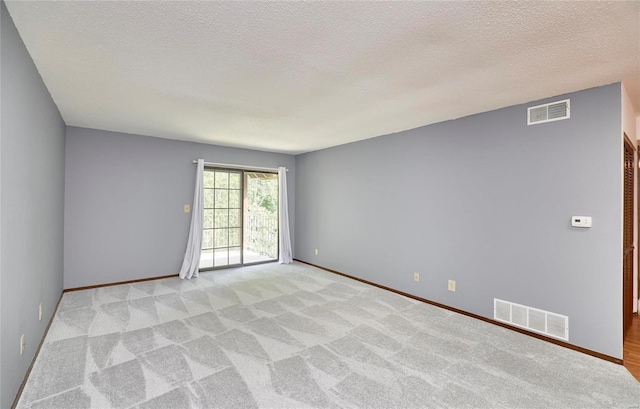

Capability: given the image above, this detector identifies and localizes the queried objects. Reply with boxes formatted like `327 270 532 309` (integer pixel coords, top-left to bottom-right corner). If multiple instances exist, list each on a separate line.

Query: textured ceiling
5 1 640 154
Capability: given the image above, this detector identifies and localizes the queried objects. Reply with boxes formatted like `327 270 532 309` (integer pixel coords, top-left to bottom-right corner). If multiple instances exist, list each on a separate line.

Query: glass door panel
201 169 243 269
244 172 278 264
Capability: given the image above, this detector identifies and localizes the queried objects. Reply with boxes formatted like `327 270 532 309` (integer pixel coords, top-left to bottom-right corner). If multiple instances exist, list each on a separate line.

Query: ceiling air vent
527 99 570 125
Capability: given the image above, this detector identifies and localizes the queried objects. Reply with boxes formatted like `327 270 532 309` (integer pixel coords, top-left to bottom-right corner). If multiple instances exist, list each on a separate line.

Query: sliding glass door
200 168 278 270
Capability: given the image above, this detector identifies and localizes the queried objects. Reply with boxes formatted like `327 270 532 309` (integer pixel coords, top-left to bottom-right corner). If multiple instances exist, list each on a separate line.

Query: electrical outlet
315 249 318 256
448 280 456 292
184 204 190 213
20 335 25 355
413 272 419 282
39 303 43 321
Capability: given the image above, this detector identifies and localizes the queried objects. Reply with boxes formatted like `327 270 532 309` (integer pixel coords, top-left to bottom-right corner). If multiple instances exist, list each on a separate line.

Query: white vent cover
494 298 569 341
527 99 570 125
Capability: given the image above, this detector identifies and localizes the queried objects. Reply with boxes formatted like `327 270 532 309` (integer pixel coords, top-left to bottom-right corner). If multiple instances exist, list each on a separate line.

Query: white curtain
278 167 293 264
179 159 204 279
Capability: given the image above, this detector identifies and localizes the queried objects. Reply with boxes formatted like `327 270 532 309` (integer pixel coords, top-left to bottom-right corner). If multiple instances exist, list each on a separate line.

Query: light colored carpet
16 262 640 408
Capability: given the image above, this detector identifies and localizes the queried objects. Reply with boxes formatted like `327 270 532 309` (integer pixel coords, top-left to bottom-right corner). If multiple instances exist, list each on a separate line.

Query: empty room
2 1 640 408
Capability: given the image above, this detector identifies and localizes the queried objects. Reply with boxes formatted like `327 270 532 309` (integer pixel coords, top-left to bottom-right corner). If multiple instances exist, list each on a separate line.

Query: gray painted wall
64 127 296 289
295 84 623 358
1 2 66 407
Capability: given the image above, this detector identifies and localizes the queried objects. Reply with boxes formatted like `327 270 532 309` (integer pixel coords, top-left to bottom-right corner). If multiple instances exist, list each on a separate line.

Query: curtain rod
192 160 287 172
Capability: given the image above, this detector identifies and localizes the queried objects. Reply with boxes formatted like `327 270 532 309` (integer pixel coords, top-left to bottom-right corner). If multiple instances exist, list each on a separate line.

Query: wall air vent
494 298 569 341
527 99 570 125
